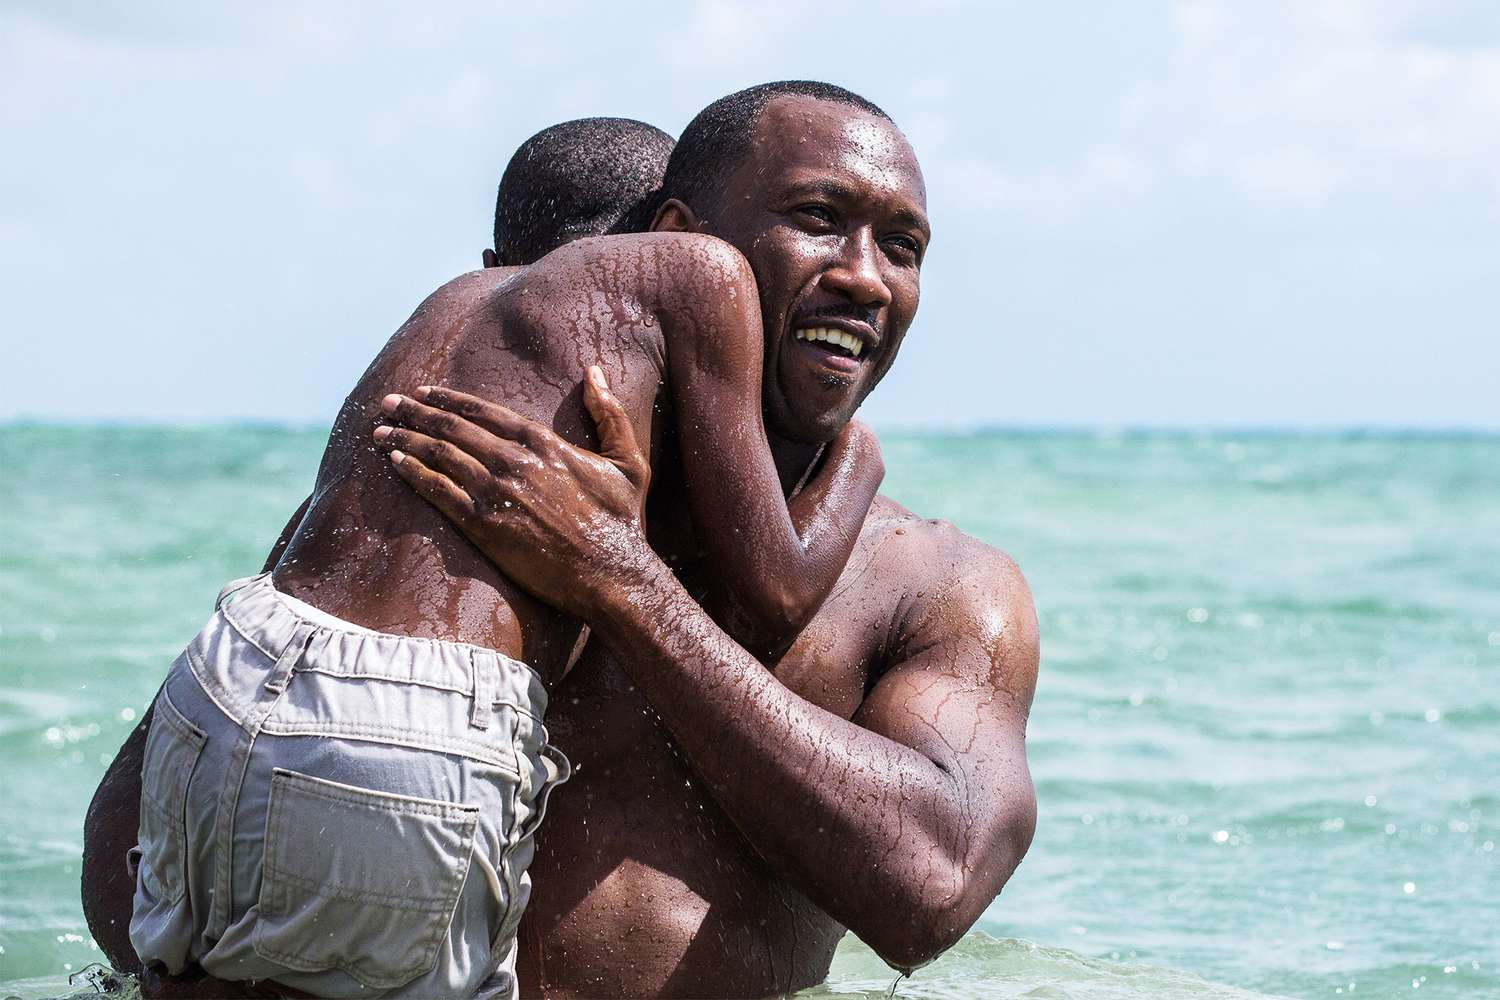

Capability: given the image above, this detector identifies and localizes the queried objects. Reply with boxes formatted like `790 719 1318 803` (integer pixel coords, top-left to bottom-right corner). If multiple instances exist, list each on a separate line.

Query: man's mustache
796 304 882 338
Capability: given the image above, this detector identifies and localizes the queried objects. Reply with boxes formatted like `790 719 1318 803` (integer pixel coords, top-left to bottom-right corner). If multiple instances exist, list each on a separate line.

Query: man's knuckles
397 397 474 445
401 432 475 474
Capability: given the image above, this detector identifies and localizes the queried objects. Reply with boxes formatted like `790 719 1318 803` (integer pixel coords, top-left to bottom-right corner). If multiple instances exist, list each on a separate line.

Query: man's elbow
867 814 1037 971
765 586 816 640
867 913 962 972
729 585 816 658
862 884 984 972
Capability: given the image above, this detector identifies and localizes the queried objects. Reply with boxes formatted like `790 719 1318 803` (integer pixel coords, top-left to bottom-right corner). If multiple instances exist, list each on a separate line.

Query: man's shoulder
856 494 1037 676
861 493 1026 590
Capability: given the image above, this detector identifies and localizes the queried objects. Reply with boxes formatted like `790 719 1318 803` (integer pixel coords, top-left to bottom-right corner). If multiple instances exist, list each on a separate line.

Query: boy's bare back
271 233 776 680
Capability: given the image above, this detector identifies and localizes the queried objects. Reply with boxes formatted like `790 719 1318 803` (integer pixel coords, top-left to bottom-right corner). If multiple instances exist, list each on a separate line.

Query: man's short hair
493 117 675 266
658 81 891 218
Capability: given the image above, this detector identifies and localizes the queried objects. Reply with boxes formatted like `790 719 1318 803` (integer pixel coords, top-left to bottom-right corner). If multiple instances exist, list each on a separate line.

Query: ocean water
1 425 1495 999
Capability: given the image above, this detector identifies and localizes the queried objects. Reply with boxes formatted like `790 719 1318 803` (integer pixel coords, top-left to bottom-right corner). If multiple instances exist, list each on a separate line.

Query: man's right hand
373 367 655 622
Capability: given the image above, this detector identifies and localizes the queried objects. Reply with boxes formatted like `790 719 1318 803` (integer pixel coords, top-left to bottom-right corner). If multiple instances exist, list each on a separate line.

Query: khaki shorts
129 574 568 998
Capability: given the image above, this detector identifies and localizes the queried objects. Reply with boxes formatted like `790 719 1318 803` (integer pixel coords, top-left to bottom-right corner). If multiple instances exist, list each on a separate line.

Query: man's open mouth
792 326 865 359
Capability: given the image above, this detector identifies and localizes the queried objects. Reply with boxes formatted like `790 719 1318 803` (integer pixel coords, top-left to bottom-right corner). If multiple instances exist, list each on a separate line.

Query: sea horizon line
3 418 1497 440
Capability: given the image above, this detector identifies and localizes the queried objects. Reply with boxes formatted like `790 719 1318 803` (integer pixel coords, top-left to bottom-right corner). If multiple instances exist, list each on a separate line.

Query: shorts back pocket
253 767 480 990
137 688 208 905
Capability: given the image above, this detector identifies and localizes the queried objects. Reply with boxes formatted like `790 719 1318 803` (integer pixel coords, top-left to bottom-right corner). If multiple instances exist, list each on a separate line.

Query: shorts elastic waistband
211 574 547 715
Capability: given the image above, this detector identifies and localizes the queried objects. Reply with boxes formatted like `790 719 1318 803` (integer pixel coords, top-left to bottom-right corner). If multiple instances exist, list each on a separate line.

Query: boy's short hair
494 118 675 265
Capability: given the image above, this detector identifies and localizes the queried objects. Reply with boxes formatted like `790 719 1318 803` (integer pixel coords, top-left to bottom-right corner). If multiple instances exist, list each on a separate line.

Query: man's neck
768 431 826 498
644 430 830 569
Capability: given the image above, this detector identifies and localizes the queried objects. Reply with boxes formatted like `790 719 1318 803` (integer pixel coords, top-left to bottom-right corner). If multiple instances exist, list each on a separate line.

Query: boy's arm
783 418 883 563
654 236 882 657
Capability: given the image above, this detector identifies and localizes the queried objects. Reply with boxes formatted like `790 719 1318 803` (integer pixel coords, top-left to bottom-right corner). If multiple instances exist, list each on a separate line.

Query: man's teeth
793 327 864 357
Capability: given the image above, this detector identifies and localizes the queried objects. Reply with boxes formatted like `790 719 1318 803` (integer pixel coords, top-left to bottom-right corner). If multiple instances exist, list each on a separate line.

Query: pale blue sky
4 2 1497 429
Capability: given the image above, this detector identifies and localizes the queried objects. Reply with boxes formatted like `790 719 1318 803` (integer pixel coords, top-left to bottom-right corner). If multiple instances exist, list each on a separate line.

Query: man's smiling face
699 96 929 445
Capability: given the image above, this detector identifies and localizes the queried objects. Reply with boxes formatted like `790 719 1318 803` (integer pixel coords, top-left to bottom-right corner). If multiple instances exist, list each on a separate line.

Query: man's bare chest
772 560 898 718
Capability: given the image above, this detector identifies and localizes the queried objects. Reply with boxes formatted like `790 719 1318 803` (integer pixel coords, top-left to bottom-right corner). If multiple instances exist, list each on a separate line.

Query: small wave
802 934 1286 999
0 965 138 1000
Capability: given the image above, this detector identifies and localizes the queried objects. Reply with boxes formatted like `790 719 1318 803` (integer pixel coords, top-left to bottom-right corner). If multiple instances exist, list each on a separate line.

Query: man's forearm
589 556 1018 969
371 381 1035 964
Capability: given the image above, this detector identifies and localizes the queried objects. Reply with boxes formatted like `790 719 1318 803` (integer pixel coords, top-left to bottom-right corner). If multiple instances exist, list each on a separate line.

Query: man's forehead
747 95 927 211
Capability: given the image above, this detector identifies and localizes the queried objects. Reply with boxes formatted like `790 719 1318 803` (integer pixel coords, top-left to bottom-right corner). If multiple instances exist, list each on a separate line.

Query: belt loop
469 650 493 730
215 574 257 610
265 622 314 694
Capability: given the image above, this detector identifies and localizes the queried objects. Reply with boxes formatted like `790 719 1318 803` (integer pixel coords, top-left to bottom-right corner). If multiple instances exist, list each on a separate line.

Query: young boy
128 121 881 998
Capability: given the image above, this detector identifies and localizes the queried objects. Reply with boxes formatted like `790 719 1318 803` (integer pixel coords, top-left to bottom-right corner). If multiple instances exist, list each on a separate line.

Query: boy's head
486 117 675 267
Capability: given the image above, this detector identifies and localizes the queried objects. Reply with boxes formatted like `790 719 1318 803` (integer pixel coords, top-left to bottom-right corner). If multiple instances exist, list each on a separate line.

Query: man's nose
821 229 892 311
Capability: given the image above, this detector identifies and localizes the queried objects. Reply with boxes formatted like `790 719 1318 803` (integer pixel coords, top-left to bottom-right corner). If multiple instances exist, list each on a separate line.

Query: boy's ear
650 198 699 233
482 248 500 268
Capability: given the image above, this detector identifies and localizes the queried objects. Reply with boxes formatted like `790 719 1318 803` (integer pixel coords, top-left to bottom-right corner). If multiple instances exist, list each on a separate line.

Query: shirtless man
379 82 1041 996
84 81 1040 997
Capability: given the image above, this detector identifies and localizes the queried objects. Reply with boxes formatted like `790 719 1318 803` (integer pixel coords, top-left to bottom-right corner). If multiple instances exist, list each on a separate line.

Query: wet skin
81 96 1040 997
270 230 880 671
382 97 1040 996
80 229 885 989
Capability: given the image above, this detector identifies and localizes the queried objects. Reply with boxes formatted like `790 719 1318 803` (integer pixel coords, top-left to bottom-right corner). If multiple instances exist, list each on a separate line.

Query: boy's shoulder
529 233 754 299
403 265 524 325
405 233 753 323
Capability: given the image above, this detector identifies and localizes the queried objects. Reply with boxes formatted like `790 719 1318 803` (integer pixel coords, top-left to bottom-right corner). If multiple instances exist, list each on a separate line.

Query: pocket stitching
139 692 206 822
254 768 479 988
266 767 482 820
137 688 207 904
153 688 208 749
256 718 521 772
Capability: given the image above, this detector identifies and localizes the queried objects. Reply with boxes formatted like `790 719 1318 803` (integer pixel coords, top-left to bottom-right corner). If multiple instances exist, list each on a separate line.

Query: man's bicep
853 542 1040 834
852 637 1032 780
904 537 1038 703
856 649 1037 910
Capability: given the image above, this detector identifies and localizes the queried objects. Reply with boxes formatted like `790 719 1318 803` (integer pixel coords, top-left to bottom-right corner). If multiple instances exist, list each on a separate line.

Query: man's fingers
382 391 538 465
387 451 480 530
375 426 501 497
582 366 649 489
400 386 544 452
377 394 538 475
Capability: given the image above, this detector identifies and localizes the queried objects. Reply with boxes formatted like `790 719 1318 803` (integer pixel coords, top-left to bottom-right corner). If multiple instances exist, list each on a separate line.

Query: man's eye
885 235 922 260
796 205 836 226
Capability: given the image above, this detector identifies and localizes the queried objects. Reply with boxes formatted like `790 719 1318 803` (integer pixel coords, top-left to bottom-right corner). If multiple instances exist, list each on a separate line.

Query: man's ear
482 249 500 268
650 198 700 233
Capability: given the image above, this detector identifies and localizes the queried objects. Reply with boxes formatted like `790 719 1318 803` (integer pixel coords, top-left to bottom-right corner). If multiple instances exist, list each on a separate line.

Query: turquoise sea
1 426 1496 999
